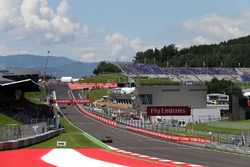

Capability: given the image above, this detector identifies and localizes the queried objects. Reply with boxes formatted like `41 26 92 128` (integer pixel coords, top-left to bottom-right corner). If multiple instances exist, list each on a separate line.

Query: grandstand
0 69 53 124
117 63 250 82
0 100 53 124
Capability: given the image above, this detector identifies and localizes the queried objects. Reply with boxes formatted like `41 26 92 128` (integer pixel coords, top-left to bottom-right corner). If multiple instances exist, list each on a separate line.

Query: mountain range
0 54 98 78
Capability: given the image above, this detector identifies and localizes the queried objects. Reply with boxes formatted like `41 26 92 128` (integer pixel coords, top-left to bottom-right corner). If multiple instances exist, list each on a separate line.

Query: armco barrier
68 82 117 90
48 82 117 89
0 128 64 151
76 105 210 144
126 126 210 144
77 104 117 127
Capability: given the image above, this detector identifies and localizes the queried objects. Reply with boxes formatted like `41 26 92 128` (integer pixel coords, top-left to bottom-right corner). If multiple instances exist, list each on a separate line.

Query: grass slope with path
30 116 107 149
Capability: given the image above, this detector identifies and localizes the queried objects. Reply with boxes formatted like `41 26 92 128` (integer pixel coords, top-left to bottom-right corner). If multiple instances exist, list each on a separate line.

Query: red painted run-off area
0 148 200 167
0 149 53 167
76 105 210 144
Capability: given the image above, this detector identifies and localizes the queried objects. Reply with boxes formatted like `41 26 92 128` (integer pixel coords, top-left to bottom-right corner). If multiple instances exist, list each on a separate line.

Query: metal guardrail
0 122 47 141
85 106 250 151
0 118 58 141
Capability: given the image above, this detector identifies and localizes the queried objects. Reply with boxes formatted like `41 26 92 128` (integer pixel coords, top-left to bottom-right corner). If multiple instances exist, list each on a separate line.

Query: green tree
93 61 121 75
207 78 240 95
133 35 250 67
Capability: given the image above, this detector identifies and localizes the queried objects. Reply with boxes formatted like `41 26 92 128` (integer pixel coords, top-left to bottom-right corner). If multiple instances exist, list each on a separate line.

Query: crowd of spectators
117 63 250 81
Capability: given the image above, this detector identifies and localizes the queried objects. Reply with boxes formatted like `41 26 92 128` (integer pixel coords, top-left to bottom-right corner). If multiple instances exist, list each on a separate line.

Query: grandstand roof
4 69 39 75
0 69 40 92
0 79 40 92
0 68 39 76
0 76 13 84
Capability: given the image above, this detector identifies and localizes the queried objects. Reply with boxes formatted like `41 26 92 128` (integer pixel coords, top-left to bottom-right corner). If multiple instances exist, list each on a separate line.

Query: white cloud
57 0 70 15
0 0 88 44
102 33 155 62
129 38 155 51
105 33 128 45
194 36 212 45
104 33 129 59
0 44 29 56
182 13 250 45
110 44 123 56
130 38 143 51
79 52 97 62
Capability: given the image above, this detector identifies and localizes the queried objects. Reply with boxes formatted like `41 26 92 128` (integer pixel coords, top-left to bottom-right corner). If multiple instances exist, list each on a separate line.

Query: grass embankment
23 85 105 148
134 77 180 85
185 120 250 135
0 114 21 127
0 114 21 140
80 73 126 101
1 86 105 148
81 73 127 83
87 88 109 102
234 81 250 89
30 116 104 148
24 88 46 105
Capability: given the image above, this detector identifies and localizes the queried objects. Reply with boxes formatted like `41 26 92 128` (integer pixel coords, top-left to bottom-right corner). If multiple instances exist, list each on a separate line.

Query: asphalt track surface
50 84 250 167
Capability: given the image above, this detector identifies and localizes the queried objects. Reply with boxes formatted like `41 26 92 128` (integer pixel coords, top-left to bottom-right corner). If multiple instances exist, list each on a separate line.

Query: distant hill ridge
0 54 98 78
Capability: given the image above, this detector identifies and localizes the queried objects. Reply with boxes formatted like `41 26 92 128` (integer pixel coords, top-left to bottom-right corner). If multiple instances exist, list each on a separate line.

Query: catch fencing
84 106 250 147
0 118 58 141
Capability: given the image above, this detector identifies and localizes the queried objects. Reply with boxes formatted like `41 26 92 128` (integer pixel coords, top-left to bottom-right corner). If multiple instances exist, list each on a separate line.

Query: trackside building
136 85 222 124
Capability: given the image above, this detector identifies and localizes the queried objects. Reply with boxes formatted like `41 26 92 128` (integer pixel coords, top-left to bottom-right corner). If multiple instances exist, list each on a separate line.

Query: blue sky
1 0 250 62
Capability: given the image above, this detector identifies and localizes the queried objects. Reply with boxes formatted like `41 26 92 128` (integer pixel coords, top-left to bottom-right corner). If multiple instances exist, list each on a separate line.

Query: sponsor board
147 106 191 116
50 99 92 104
56 141 67 147
68 82 117 90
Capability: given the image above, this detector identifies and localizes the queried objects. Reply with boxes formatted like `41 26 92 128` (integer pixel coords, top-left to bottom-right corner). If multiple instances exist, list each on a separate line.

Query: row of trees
93 61 121 75
206 78 241 95
134 35 250 67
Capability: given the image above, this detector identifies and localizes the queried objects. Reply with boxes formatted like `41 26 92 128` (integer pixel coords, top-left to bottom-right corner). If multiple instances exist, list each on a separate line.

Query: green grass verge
81 73 127 83
0 113 21 127
208 120 250 130
82 88 110 102
30 133 101 148
168 130 207 138
134 77 180 85
24 88 46 105
234 81 250 89
0 114 21 140
30 116 106 148
185 120 250 135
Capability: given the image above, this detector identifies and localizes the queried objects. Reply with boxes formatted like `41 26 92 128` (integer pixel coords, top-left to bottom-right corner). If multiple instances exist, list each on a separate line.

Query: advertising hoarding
147 106 191 116
50 99 92 104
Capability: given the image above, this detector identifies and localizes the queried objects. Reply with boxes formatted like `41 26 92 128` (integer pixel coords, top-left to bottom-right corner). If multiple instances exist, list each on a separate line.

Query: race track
50 84 250 167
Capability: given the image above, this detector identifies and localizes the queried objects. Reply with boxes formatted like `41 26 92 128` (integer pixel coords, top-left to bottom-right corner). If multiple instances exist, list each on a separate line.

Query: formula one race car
101 136 113 143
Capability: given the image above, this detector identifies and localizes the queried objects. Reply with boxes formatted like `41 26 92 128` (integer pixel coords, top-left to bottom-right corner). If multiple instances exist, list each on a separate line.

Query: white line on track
159 159 171 162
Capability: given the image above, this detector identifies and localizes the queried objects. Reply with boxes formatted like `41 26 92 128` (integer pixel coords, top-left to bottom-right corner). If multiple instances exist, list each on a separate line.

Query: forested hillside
134 35 250 67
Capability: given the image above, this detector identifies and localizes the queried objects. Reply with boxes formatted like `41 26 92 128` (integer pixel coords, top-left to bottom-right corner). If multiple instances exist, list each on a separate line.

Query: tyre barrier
76 105 210 144
0 128 64 151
